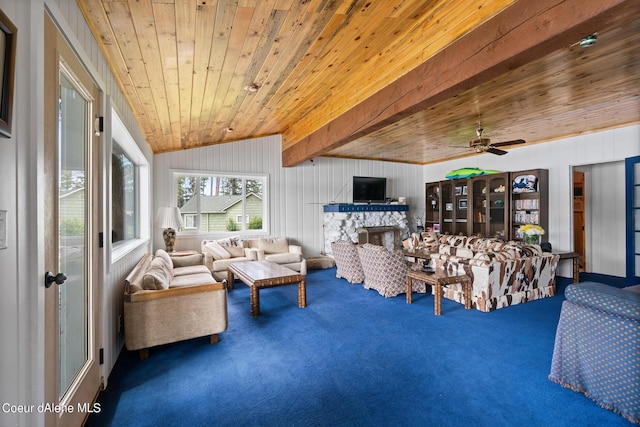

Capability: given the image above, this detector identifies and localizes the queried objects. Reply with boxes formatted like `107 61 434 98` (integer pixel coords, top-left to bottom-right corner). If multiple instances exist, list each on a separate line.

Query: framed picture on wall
0 9 16 138
458 199 467 209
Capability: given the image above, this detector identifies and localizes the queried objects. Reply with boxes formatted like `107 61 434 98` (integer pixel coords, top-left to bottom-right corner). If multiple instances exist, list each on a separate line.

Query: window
111 142 137 243
183 214 197 229
174 172 268 234
110 108 149 262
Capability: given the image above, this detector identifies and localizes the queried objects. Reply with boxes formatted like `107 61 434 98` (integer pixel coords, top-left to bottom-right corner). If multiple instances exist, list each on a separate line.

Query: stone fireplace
323 204 409 255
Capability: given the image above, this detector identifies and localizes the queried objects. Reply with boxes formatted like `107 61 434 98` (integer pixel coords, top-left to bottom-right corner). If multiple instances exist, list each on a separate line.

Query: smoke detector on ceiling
244 82 261 93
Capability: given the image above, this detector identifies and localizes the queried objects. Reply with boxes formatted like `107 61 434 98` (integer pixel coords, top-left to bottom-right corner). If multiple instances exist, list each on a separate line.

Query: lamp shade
155 206 184 229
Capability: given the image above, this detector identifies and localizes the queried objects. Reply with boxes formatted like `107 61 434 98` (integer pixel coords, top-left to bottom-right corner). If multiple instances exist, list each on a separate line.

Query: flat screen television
353 176 387 204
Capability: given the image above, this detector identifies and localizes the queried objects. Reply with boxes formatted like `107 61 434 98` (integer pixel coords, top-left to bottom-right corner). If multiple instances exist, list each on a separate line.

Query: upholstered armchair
357 243 426 298
549 282 640 424
331 240 365 284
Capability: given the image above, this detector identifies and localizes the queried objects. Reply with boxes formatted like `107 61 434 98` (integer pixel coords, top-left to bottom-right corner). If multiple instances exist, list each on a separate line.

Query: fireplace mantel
323 205 410 255
323 204 409 212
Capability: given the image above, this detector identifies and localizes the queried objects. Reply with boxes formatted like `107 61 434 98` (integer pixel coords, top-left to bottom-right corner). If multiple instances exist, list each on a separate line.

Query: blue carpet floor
86 269 634 427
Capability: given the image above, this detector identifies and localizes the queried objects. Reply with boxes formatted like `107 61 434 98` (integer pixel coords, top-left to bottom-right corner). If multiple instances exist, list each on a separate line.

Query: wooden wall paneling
135 0 178 151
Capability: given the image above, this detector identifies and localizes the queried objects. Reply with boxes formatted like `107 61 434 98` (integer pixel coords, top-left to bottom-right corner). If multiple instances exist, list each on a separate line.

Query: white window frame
109 108 150 263
183 214 197 230
172 170 269 236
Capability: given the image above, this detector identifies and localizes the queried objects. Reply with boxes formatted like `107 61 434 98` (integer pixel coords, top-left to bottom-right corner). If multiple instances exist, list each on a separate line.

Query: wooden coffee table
227 261 306 317
406 268 472 315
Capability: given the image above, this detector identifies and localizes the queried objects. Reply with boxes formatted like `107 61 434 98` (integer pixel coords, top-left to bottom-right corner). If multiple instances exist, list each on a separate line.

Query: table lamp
156 206 183 252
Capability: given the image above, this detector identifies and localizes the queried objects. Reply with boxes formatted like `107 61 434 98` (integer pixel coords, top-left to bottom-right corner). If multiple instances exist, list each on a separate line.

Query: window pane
175 173 267 234
177 176 199 230
245 178 264 231
199 175 243 232
112 142 137 243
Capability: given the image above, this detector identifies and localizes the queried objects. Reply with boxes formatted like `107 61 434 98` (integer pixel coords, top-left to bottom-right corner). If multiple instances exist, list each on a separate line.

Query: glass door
58 70 91 403
44 15 101 426
626 156 640 283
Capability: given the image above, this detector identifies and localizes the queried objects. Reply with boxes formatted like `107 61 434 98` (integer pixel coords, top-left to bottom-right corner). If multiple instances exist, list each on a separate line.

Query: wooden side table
402 249 434 265
554 251 580 283
406 268 472 315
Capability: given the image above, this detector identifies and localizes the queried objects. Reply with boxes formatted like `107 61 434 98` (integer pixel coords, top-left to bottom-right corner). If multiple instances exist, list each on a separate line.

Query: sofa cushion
257 237 289 254
155 249 174 270
421 231 439 250
143 257 171 290
203 241 231 260
472 251 491 262
174 264 211 277
171 253 203 267
439 244 474 259
169 272 216 288
440 235 468 248
265 252 301 264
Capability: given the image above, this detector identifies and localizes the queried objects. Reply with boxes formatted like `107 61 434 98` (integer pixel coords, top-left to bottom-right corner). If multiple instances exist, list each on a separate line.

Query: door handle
45 271 67 288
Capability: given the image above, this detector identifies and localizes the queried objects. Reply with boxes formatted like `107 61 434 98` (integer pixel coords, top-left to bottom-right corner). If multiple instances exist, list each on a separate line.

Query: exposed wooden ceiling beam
282 0 639 167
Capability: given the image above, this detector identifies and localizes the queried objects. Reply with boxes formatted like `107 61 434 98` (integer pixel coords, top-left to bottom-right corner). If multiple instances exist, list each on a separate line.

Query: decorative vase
523 234 540 245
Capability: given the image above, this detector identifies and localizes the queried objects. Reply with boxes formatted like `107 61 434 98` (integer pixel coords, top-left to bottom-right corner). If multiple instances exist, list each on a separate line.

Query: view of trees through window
112 142 137 243
176 174 265 233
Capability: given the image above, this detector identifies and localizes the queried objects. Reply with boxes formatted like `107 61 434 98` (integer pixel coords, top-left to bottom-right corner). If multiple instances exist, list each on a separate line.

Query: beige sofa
202 237 306 281
124 250 228 359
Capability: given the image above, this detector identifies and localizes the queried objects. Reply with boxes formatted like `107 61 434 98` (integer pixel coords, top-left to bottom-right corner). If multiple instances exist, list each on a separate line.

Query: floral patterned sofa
427 235 559 312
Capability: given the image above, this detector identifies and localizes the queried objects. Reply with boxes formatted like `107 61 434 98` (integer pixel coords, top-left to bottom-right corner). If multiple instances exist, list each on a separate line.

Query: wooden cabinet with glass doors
452 179 470 235
425 182 440 232
435 179 469 235
510 169 549 241
470 173 509 238
439 180 455 234
426 169 548 239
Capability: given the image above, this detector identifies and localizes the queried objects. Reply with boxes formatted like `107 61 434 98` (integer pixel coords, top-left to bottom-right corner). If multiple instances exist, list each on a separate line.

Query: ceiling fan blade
491 139 526 147
469 137 490 148
486 146 508 155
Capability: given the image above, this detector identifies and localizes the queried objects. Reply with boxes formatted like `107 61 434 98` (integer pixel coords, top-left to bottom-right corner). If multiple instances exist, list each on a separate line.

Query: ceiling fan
469 124 525 155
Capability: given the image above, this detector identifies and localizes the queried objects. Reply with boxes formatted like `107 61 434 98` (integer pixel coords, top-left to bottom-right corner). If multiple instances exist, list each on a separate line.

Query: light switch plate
0 210 6 249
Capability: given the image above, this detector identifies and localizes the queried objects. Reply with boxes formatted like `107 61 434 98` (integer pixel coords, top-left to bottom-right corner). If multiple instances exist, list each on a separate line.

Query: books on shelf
514 210 539 224
514 199 539 210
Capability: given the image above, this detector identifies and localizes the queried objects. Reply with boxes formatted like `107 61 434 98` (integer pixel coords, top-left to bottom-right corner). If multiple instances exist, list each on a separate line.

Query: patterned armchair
331 240 365 284
357 243 426 298
549 282 640 424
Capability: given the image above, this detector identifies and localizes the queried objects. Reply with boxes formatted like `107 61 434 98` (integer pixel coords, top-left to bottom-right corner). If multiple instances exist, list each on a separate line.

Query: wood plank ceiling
77 0 640 166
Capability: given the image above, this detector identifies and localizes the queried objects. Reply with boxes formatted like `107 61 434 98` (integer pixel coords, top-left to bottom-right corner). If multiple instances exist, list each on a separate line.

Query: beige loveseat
124 250 228 359
425 235 559 312
202 237 307 281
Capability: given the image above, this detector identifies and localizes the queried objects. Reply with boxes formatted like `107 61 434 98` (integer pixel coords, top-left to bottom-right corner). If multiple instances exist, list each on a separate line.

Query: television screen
353 176 387 204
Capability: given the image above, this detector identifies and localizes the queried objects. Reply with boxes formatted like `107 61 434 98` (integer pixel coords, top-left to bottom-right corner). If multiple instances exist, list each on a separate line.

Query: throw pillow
155 249 173 270
142 258 170 290
203 241 231 260
215 237 245 257
225 245 245 257
257 237 289 254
